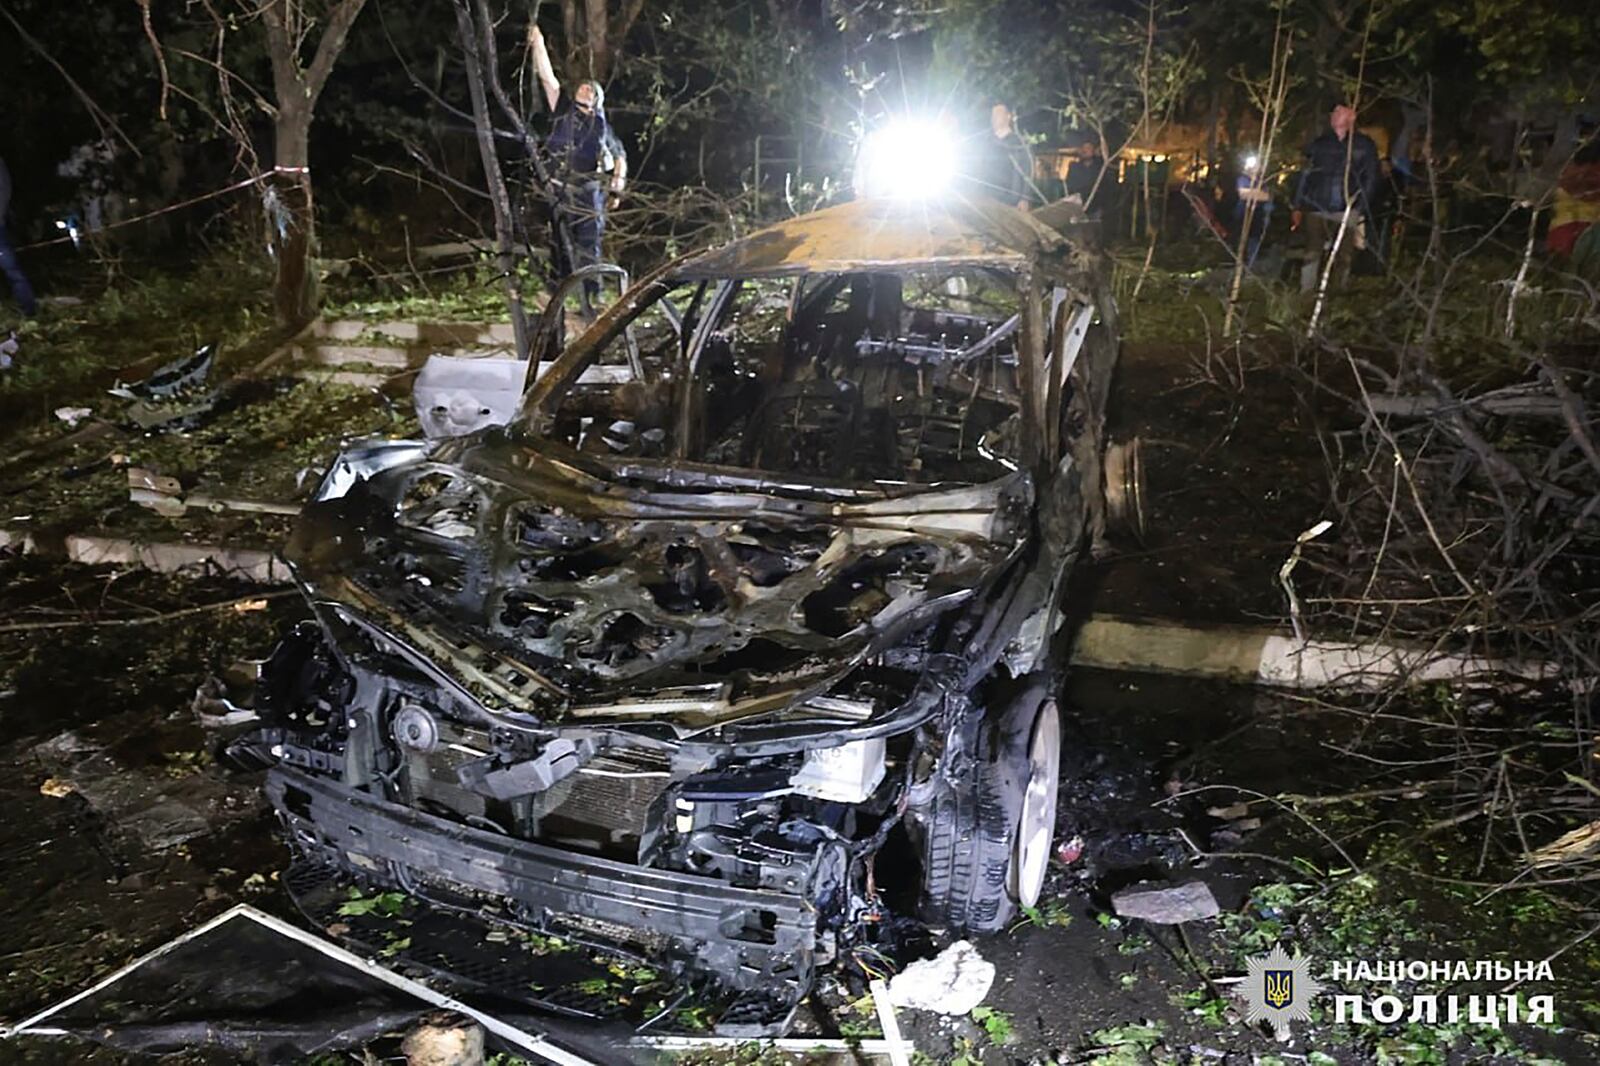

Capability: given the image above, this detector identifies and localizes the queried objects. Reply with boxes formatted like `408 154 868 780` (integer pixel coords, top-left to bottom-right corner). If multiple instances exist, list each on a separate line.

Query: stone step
313 319 519 347
292 366 395 389
297 343 415 369
425 321 518 347
62 534 290 583
295 342 526 371
313 318 409 342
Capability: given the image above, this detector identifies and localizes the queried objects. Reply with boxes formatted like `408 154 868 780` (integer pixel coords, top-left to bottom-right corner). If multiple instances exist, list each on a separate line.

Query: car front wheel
918 678 1062 933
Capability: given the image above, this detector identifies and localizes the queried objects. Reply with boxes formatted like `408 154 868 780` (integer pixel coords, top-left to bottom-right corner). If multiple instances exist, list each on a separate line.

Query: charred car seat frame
231 198 1123 1035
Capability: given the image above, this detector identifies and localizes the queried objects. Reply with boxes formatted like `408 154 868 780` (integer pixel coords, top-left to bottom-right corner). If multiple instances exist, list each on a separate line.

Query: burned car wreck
229 197 1130 1033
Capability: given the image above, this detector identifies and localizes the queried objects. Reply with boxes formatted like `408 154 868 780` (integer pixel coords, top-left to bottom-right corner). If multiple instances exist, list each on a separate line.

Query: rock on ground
1111 880 1221 924
401 1015 485 1066
887 938 995 1015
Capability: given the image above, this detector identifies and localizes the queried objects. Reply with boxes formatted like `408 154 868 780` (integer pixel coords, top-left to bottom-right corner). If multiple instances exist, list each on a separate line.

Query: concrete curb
3 528 290 585
64 535 292 584
1071 614 1556 689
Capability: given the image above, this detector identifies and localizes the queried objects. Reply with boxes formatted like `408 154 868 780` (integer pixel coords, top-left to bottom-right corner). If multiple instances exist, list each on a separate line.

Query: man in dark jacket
972 103 1037 210
1064 138 1106 210
528 23 626 302
0 156 38 317
1292 104 1378 291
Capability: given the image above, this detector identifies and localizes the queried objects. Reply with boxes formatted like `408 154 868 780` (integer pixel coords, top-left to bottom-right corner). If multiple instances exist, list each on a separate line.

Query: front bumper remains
267 769 820 1031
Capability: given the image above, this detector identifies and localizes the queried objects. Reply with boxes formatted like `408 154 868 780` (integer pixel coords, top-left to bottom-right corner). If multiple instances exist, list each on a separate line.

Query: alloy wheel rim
1012 699 1061 908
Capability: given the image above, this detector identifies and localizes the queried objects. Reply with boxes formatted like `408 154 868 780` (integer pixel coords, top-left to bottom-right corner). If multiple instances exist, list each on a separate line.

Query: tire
919 679 1061 934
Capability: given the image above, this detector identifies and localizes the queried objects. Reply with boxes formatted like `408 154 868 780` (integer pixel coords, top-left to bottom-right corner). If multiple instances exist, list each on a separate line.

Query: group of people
963 96 1410 295
1237 102 1454 289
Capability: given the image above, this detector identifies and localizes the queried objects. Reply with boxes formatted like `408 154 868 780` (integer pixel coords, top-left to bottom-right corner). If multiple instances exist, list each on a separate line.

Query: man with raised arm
527 24 627 302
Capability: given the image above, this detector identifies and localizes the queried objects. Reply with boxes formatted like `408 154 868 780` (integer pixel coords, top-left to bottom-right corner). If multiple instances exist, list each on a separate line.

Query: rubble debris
886 940 996 1015
193 662 266 729
54 406 93 426
127 466 301 518
122 393 224 433
1210 816 1262 849
1526 820 1600 868
108 344 215 401
31 729 252 853
1111 881 1221 924
413 354 525 439
0 332 17 371
401 1016 485 1066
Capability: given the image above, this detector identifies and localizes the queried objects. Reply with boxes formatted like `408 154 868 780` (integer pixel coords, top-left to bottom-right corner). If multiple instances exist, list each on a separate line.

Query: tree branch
0 0 142 157
612 0 647 58
305 0 370 102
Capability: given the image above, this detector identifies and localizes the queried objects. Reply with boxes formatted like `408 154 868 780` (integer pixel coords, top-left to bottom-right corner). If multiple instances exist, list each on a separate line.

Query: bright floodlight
856 118 958 201
1243 153 1261 172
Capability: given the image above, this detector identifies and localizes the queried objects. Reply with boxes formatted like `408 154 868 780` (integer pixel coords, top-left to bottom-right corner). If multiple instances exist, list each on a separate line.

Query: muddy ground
2 271 1598 1063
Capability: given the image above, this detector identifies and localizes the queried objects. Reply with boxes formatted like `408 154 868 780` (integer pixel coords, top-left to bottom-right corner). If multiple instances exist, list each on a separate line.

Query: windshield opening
531 267 1028 485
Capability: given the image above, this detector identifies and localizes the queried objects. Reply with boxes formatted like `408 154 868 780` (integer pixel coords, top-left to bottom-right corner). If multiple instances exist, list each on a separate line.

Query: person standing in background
1064 138 1106 210
0 156 39 318
527 23 627 304
975 102 1037 211
1234 151 1274 270
1291 104 1378 291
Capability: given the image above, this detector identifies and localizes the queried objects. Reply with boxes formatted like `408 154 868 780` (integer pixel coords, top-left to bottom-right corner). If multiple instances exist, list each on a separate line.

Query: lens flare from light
856 118 958 201
1243 153 1261 172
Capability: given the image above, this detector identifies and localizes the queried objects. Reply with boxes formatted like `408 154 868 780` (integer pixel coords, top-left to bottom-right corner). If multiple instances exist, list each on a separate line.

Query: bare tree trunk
558 0 648 81
583 0 609 80
454 0 532 361
259 0 368 329
271 105 318 326
1224 8 1291 336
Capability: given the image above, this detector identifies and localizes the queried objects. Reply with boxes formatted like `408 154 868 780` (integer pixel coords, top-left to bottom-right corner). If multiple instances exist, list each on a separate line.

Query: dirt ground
2 273 1598 1064
4 590 1598 1063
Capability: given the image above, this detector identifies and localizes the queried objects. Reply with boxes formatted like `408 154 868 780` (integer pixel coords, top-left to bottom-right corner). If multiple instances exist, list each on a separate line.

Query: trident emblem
1264 969 1294 1009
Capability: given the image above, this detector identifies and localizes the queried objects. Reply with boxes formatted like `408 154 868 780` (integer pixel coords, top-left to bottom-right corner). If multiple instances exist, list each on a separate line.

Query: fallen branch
0 590 296 633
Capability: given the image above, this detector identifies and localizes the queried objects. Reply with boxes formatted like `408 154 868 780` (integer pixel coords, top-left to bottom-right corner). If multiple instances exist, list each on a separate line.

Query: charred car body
231 198 1128 1032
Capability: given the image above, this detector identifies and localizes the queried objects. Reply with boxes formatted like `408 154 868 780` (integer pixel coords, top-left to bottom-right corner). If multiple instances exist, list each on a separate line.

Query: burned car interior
541 268 1030 486
225 198 1126 1036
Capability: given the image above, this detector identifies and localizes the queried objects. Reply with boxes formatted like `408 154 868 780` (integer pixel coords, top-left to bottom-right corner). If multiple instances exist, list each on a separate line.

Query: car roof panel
673 197 1083 279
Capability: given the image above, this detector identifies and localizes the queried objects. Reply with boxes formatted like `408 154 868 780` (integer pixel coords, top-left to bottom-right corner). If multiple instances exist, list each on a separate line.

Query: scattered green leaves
1013 899 1074 931
1085 1021 1167 1066
1174 988 1230 1027
971 1005 1013 1045
336 887 410 919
